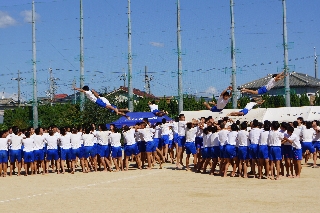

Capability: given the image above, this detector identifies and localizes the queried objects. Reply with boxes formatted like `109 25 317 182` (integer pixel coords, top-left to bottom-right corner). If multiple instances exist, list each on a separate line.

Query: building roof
105 86 157 99
240 72 320 89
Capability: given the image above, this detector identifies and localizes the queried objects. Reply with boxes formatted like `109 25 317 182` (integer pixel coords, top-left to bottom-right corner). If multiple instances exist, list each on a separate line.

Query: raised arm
73 86 86 93
220 86 232 97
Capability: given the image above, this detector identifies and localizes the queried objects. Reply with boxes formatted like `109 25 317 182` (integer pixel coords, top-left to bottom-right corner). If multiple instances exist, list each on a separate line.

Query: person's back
123 129 135 145
185 127 197 142
46 135 58 150
249 127 262 145
59 135 71 149
82 133 95 147
227 131 238 146
70 133 82 149
301 128 315 142
11 134 23 150
33 135 45 151
110 132 121 147
218 129 229 146
268 130 283 147
259 130 269 146
238 130 249 146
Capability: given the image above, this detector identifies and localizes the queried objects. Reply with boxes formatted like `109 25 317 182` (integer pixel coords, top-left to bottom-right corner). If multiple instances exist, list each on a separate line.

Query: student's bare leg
125 156 130 171
238 160 243 177
275 160 281 180
118 157 123 171
61 160 66 173
240 88 259 95
153 151 162 169
210 158 218 175
223 159 231 177
163 144 169 161
146 152 152 170
284 158 291 177
186 154 190 170
232 157 238 176
243 160 248 178
312 152 318 167
203 102 212 110
176 147 182 168
296 160 301 177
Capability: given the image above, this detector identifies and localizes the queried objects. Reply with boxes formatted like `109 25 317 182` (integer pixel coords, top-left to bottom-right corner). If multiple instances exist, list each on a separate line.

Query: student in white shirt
148 100 167 117
22 131 35 176
224 123 238 177
300 121 317 168
268 121 284 180
248 119 262 177
258 122 270 179
209 126 220 175
95 124 112 172
82 128 97 173
109 128 123 172
58 128 72 174
161 118 173 162
282 126 302 178
218 122 229 175
197 126 212 173
280 122 293 178
45 130 61 174
123 125 141 171
70 128 85 174
0 130 10 177
33 127 46 174
9 128 23 176
168 127 175 163
185 122 198 171
203 86 232 112
176 114 187 169
237 122 249 178
240 71 285 95
227 99 265 116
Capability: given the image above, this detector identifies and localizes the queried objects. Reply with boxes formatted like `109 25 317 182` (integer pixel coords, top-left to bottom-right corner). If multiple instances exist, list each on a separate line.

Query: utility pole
79 0 85 111
12 70 23 107
73 78 77 104
282 0 290 107
127 0 133 111
177 0 183 113
230 0 237 109
32 1 38 128
144 66 153 95
315 47 318 79
120 71 127 87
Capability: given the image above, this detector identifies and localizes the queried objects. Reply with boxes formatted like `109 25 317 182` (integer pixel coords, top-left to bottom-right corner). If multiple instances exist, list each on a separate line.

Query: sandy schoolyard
1 160 320 213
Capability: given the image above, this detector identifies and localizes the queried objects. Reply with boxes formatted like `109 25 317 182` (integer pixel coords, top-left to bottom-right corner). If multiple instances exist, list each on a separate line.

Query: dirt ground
1 159 320 213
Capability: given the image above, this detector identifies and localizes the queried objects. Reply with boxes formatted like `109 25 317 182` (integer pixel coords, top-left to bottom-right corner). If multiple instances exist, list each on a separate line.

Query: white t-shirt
59 135 72 149
202 133 211 147
244 102 257 111
178 121 187 136
153 126 162 139
185 127 197 143
216 96 230 109
10 134 23 150
70 133 82 149
33 135 46 150
95 131 111 145
173 122 179 134
22 138 34 152
137 128 154 142
259 131 269 146
227 131 238 146
218 129 229 146
265 78 276 90
237 130 249 146
249 128 262 145
149 104 158 112
196 124 206 137
45 135 59 150
313 126 320 141
85 90 97 102
0 138 9 151
169 129 173 140
293 128 302 141
288 134 301 149
82 134 95 147
268 130 284 146
209 132 220 147
300 128 316 142
161 123 173 136
109 132 121 147
100 97 111 106
135 131 143 142
123 129 136 146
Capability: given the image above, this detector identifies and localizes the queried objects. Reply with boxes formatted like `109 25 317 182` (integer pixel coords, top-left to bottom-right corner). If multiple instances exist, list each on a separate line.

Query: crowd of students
0 115 319 180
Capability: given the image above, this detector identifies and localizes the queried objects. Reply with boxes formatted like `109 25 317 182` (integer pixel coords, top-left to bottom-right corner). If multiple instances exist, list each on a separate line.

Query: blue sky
0 0 319 101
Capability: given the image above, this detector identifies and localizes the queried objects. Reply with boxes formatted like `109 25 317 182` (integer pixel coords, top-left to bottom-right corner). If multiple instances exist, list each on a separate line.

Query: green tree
314 92 320 106
300 93 310 106
290 93 300 107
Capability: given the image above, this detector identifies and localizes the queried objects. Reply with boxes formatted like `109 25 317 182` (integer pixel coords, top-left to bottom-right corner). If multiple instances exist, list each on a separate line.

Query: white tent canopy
181 106 320 123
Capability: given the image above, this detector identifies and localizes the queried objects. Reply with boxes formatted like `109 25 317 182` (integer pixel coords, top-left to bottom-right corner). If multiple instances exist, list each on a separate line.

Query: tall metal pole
315 47 318 79
73 78 77 104
144 66 148 94
282 0 290 107
177 0 183 113
230 0 237 109
127 0 133 111
80 0 85 110
17 70 21 107
32 1 38 128
49 68 53 105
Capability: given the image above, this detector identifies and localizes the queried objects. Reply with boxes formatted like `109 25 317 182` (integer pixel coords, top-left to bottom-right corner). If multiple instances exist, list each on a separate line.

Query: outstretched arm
220 86 232 97
275 71 286 81
73 86 86 93
91 89 100 98
256 100 265 105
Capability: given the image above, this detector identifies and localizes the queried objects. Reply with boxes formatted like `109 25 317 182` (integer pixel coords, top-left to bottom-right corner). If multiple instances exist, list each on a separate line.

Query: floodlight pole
80 0 85 111
177 0 183 113
230 0 237 109
127 0 133 111
315 47 318 79
282 0 290 107
32 1 38 128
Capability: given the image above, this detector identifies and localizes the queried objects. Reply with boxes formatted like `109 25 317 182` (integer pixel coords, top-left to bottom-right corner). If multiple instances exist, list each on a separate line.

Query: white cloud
20 10 40 23
204 86 218 96
149 41 164 48
0 11 17 28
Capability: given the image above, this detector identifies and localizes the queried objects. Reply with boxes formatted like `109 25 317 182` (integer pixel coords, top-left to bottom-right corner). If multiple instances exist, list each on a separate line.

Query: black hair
162 118 166 124
240 122 247 130
143 118 149 122
174 117 179 122
218 120 223 125
272 74 278 78
25 131 31 138
186 122 193 129
292 121 298 128
258 122 263 128
222 91 230 97
220 123 225 129
13 127 19 135
179 114 185 118
82 85 89 91
72 128 78 134
223 117 229 122
231 123 238 131
100 124 107 131
60 128 66 136
207 116 213 120
35 128 41 135
155 122 162 126
151 100 156 104
263 122 270 131
48 130 54 136
250 98 255 102
203 127 209 135
280 122 288 130
252 119 259 128
236 120 240 125
212 125 218 133
287 126 294 133
85 128 91 134
271 121 280 130
123 125 130 132
305 121 312 129
297 117 304 122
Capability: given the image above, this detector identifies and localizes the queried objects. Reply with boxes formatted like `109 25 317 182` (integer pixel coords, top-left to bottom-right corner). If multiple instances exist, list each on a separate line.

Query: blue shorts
249 144 259 159
9 150 22 162
220 145 226 158
162 135 169 146
125 144 139 156
293 148 302 160
98 145 111 158
195 137 203 149
185 142 197 155
313 141 320 150
269 146 282 161
139 141 147 153
224 144 236 159
23 151 35 163
152 109 160 115
201 147 210 159
153 138 160 149
301 142 315 153
0 150 8 163
211 146 220 159
258 145 269 159
239 108 249 115
146 141 156 153
71 148 83 160
176 136 186 147
47 149 59 161
173 133 178 144
283 145 293 159
96 98 107 108
60 148 72 161
258 86 268 95
112 146 122 158
168 140 173 148
83 146 97 158
33 149 44 161
210 106 223 112
238 146 248 160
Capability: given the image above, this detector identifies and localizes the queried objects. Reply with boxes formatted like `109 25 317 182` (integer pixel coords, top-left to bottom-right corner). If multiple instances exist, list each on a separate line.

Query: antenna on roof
315 47 318 79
